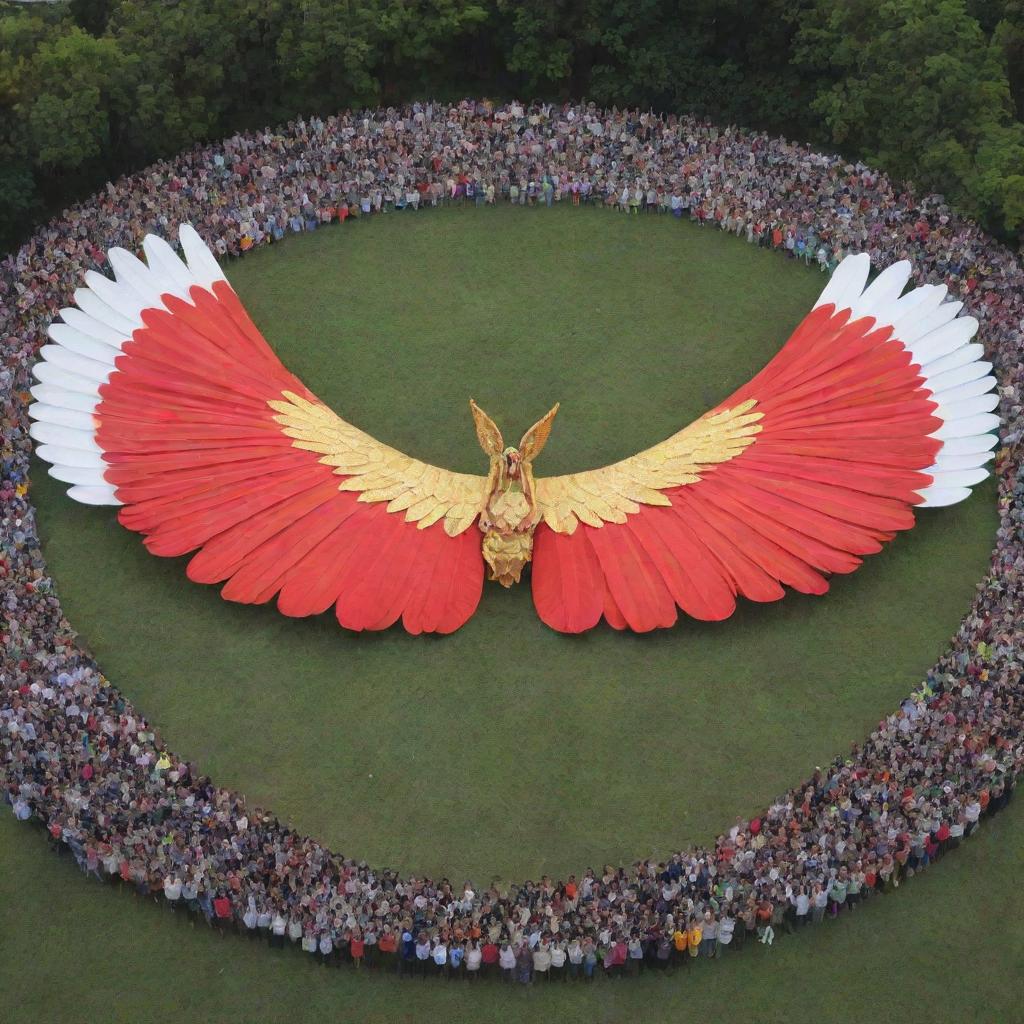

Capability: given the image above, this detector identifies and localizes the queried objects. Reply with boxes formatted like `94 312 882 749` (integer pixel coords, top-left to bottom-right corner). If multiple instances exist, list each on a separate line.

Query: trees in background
791 0 1024 246
0 0 1021 249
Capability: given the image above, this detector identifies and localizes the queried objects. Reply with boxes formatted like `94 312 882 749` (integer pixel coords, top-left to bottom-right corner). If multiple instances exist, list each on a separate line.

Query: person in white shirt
163 873 182 906
549 941 567 981
498 942 516 981
180 878 198 915
567 938 583 980
949 817 965 849
532 941 552 979
717 913 735 955
242 897 258 935
812 884 829 923
964 798 982 835
415 935 431 978
432 939 448 979
465 941 482 979
793 886 811 925
318 931 333 966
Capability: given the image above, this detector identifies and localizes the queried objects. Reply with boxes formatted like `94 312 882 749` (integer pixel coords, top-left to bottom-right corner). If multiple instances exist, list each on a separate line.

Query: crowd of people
1 100 1022 983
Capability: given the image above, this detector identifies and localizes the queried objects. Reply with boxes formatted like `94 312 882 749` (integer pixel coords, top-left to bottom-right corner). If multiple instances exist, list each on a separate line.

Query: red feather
531 524 604 633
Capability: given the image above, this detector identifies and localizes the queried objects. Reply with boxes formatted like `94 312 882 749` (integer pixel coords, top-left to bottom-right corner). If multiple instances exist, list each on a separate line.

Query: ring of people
3 100 1020 985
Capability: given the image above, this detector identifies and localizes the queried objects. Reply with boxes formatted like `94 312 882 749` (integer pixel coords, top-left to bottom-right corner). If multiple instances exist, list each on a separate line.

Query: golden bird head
502 445 522 477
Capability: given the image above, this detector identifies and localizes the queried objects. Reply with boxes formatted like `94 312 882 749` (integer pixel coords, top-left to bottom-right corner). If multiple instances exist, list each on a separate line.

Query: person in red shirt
213 893 233 933
350 929 365 968
481 939 499 979
612 937 628 975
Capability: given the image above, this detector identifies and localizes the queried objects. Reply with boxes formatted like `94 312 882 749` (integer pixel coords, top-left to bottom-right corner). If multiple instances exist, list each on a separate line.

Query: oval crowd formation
1 100 1022 983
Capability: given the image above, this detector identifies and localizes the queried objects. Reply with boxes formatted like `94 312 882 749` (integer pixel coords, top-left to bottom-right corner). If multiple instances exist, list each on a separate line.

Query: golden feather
535 399 763 534
269 391 489 537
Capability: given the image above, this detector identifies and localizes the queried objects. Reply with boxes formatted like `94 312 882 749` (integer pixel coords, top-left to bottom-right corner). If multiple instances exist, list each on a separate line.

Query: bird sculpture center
472 400 557 587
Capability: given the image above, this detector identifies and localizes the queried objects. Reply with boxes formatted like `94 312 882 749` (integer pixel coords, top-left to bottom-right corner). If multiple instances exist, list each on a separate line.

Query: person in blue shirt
449 941 464 977
399 928 415 977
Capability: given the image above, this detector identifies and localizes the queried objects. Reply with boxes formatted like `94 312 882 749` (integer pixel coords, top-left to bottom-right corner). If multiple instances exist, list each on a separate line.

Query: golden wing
270 390 488 537
469 399 504 457
534 399 762 533
519 402 560 462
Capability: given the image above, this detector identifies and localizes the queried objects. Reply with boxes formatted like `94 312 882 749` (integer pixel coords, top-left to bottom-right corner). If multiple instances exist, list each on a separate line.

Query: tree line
1 0 1022 250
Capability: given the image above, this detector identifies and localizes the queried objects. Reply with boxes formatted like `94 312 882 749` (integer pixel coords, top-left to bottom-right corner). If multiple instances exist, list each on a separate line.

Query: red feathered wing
29 228 484 634
531 256 998 633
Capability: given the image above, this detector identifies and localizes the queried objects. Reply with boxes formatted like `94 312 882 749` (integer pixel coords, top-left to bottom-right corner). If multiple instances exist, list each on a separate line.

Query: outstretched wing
469 399 504 457
29 225 487 634
519 403 560 462
532 254 999 633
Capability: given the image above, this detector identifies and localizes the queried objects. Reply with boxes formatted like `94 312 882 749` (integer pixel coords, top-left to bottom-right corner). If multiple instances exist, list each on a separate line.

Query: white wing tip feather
817 254 999 508
30 224 227 507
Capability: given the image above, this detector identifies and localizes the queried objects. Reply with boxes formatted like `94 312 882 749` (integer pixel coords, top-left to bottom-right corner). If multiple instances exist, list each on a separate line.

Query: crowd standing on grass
1 100 1022 983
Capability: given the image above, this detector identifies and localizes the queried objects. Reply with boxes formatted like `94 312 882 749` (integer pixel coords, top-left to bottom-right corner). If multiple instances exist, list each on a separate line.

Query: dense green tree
792 0 1024 234
108 0 284 155
276 0 491 110
69 0 113 36
0 12 129 241
989 2 1024 119
24 28 131 170
492 0 814 131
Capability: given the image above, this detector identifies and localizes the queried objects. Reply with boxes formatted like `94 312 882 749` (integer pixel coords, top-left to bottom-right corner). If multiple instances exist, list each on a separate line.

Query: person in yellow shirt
687 918 702 959
672 924 688 971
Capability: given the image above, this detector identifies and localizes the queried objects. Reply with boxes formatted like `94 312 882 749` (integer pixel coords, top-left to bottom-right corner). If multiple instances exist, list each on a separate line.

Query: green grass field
7 205 1017 1023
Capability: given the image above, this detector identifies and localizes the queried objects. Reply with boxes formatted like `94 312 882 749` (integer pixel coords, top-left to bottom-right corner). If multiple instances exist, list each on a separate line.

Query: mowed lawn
29 206 997 884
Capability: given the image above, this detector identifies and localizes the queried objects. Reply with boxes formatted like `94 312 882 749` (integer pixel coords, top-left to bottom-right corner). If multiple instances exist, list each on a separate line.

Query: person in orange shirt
377 926 398 970
565 875 578 906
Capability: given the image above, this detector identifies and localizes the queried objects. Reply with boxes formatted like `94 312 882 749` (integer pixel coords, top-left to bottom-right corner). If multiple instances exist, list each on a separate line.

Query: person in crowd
497 940 515 982
532 939 551 980
717 910 735 956
465 939 482 979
